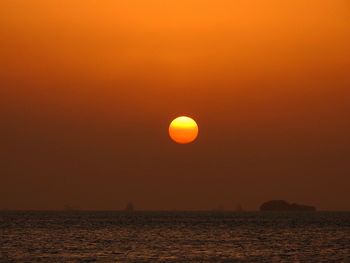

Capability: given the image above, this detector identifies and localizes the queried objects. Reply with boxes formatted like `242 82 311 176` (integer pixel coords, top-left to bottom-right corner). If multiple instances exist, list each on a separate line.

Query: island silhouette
260 200 316 211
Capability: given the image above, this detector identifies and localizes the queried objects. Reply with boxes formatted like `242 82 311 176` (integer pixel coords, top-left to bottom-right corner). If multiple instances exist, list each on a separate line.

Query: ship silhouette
124 202 134 212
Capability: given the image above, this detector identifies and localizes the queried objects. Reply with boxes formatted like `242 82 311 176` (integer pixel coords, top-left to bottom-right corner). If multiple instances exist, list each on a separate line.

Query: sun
169 116 199 144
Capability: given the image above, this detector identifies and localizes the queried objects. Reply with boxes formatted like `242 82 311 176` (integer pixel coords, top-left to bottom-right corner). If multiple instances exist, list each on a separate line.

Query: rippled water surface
0 211 349 262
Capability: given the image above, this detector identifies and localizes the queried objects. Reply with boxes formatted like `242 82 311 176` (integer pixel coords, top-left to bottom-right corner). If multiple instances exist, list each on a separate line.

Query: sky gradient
1 0 350 210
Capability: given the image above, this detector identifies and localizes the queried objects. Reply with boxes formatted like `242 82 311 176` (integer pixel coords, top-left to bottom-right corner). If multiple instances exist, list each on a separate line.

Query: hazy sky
1 0 350 210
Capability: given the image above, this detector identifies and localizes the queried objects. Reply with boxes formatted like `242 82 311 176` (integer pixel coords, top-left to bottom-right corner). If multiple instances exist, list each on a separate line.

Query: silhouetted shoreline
260 200 316 212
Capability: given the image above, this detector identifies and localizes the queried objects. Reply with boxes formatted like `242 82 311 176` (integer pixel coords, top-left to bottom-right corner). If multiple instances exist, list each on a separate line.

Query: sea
0 211 349 262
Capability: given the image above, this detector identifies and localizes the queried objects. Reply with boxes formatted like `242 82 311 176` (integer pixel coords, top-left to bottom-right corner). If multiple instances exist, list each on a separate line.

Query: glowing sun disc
169 116 199 144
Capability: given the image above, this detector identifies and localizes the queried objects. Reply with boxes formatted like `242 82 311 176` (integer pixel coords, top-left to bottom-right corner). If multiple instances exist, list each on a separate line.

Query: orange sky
1 0 350 210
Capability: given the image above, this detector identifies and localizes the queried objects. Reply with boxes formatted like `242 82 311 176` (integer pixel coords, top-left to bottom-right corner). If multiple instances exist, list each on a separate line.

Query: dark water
0 211 349 262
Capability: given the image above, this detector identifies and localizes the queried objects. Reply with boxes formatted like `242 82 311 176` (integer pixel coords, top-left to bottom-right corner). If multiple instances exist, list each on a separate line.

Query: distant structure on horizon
124 202 134 212
235 204 244 212
260 200 316 211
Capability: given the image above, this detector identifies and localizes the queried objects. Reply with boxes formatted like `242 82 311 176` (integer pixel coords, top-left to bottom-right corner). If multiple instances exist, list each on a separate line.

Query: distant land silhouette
211 205 225 212
260 200 316 211
210 204 244 212
64 205 80 211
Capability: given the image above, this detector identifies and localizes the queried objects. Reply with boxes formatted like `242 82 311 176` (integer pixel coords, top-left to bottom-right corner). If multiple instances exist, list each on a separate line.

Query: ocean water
0 211 349 262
